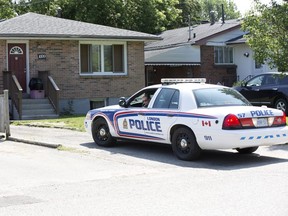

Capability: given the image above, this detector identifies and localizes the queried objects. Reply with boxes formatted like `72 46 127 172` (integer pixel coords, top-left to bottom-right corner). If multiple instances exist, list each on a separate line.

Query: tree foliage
0 0 16 19
242 0 288 71
11 0 240 34
198 0 240 22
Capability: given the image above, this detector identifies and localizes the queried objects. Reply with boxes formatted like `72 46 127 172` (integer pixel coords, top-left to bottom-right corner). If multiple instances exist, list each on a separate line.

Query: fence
0 90 10 139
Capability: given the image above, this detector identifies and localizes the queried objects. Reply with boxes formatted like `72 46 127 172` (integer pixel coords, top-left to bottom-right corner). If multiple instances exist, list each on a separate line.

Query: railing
11 75 23 120
38 71 60 115
3 70 60 119
3 71 23 119
47 76 60 114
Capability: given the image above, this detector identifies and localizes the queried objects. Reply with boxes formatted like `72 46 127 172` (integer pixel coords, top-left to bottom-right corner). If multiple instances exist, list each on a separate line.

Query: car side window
278 75 288 85
247 75 265 87
153 88 179 109
263 75 277 85
128 89 157 107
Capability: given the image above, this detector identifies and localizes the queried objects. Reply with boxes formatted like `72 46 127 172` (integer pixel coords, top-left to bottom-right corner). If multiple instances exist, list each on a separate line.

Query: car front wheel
92 118 115 147
171 127 202 161
275 98 288 114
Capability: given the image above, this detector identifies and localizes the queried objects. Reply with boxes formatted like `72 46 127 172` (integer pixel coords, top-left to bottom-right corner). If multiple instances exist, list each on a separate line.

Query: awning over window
145 62 201 66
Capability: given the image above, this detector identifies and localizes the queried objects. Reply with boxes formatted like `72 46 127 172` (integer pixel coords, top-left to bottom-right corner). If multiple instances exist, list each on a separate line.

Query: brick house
0 13 160 119
145 19 274 86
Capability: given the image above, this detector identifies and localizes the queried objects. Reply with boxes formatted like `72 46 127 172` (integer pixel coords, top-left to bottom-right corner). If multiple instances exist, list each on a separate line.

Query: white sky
234 0 284 15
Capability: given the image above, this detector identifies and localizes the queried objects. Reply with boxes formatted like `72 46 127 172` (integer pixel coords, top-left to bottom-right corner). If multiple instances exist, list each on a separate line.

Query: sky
234 0 283 15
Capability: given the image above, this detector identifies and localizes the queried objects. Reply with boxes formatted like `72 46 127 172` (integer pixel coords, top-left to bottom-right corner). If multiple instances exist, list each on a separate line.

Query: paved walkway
6 125 94 149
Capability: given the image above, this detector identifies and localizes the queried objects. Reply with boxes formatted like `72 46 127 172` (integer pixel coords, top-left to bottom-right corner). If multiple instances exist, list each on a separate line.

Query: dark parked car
234 72 288 114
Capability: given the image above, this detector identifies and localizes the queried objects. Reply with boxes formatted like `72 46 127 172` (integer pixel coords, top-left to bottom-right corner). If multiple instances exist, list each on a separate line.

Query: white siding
233 44 277 81
206 29 246 46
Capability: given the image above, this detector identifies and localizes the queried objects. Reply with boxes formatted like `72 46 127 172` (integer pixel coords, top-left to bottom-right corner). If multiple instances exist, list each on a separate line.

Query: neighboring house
145 19 275 86
0 13 160 119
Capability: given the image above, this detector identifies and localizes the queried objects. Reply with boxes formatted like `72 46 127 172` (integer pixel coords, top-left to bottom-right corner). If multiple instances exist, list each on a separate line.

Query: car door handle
254 89 260 91
167 114 174 117
138 112 145 116
272 88 278 91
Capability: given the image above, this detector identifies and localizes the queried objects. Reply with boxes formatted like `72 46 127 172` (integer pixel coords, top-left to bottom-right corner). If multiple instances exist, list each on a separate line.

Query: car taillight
222 112 287 130
272 112 286 126
222 114 242 129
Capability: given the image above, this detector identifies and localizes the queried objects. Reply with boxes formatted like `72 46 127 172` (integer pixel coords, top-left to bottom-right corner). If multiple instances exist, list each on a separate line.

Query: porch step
22 98 59 120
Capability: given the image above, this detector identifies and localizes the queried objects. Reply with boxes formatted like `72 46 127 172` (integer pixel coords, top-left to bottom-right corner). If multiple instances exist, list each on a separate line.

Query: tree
15 0 64 16
177 0 201 26
12 0 240 34
199 0 240 22
242 0 288 71
0 0 16 19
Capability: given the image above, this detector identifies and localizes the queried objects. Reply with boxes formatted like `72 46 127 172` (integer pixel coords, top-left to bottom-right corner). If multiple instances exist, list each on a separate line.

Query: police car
85 78 288 160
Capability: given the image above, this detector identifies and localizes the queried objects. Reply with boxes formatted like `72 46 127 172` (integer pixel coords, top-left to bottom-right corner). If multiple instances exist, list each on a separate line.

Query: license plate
255 118 268 127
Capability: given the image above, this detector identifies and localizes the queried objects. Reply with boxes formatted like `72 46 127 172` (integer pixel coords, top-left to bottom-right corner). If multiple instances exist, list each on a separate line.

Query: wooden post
4 90 10 137
0 90 10 139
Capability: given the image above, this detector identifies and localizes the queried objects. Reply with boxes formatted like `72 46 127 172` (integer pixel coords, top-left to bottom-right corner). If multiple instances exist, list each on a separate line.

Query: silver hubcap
99 128 106 137
277 102 286 112
180 139 188 148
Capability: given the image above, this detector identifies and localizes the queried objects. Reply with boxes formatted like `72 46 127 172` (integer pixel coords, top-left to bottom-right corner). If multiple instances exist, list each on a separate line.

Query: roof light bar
161 78 206 85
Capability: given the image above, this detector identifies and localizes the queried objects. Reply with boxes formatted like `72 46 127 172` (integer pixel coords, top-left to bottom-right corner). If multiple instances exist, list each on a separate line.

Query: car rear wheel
92 118 115 147
171 127 202 161
275 98 288 114
236 147 258 154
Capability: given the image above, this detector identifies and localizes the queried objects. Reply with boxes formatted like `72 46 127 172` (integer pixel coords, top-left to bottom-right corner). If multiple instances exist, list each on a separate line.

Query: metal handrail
11 75 23 119
47 76 60 114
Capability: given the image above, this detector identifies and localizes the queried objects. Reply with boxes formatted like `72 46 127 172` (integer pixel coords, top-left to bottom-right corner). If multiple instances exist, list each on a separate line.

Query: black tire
275 98 288 114
236 146 258 154
92 118 115 147
171 127 202 161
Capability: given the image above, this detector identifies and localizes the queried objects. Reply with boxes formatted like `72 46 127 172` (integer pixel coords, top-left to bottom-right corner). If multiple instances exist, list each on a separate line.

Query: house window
90 98 106 109
214 46 233 64
80 42 126 75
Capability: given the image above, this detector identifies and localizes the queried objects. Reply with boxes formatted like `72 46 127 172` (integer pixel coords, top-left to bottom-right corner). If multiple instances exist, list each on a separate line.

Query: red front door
8 44 27 92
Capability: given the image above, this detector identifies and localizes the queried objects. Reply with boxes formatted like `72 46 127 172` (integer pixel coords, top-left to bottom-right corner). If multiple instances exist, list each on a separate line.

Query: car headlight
85 112 91 120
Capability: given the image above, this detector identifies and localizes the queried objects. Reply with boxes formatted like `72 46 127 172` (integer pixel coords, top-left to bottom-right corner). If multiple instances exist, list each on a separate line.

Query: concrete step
21 98 59 120
22 114 59 120
22 108 56 116
22 98 50 105
23 103 52 110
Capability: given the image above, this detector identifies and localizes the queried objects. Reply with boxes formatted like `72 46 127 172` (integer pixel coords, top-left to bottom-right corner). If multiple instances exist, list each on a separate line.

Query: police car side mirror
119 97 127 107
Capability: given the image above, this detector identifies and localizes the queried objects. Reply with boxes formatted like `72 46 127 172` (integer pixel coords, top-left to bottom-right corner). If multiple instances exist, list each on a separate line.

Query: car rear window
193 88 250 108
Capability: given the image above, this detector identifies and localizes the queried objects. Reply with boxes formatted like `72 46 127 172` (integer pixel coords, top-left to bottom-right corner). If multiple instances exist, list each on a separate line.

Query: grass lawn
11 115 86 132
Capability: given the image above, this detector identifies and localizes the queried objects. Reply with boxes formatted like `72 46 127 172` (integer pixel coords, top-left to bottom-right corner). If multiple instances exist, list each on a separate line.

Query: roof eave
194 24 241 45
0 34 162 41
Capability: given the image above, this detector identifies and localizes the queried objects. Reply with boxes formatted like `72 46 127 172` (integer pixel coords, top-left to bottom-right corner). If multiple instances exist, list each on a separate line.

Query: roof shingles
145 19 242 50
0 12 161 41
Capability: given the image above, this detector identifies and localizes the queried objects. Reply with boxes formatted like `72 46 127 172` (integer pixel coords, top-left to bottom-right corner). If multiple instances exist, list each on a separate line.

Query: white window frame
79 41 127 76
214 46 234 65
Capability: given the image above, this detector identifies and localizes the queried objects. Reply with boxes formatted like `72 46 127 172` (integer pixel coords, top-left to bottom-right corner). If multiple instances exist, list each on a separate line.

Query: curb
7 137 62 149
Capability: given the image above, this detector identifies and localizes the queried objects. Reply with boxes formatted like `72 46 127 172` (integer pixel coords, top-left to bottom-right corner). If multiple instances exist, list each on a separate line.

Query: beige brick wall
201 46 236 86
29 40 145 100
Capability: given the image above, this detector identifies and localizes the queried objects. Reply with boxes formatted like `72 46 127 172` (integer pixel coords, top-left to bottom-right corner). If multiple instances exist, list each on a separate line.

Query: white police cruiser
85 78 288 160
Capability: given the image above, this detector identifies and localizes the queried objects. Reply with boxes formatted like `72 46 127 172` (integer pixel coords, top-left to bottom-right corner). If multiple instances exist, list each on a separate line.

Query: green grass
11 115 86 132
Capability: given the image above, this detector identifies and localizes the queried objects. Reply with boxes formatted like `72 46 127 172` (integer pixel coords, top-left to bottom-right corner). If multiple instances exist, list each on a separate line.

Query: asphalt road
0 133 288 216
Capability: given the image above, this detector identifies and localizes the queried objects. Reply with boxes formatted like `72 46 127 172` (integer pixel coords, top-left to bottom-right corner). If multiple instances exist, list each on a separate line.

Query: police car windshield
193 88 250 108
